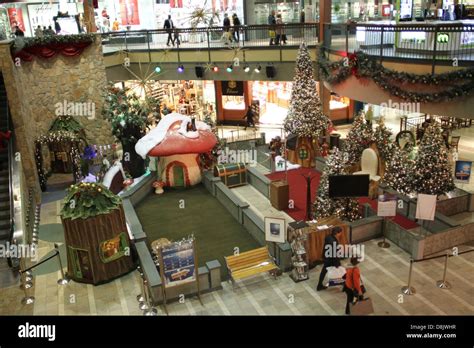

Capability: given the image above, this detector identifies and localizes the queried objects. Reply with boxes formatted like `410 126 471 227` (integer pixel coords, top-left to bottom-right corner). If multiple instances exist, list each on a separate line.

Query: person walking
13 25 24 37
268 10 276 45
35 26 44 37
343 257 364 315
317 226 343 291
222 13 232 44
164 15 175 46
243 106 256 130
232 13 241 44
275 14 286 45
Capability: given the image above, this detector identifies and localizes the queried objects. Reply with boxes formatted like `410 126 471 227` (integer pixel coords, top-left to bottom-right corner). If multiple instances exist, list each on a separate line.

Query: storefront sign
437 32 450 44
119 0 140 26
7 7 25 32
455 160 472 183
160 239 196 287
222 81 244 96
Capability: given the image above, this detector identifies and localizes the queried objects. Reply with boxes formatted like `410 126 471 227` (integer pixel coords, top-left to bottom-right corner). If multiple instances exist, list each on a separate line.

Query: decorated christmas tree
412 122 455 196
284 43 329 139
383 145 414 195
102 84 160 178
344 111 374 166
313 148 361 222
373 118 396 164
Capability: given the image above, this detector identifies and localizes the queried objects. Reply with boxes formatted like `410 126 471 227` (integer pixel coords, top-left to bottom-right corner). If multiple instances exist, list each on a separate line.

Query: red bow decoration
0 131 12 149
348 53 359 78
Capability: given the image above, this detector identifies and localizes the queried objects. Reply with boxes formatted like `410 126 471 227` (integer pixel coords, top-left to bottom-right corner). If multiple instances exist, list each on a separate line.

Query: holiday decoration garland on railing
318 50 474 103
12 34 96 62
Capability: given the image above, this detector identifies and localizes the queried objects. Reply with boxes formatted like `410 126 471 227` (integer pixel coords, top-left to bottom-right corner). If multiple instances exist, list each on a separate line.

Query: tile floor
0 191 472 316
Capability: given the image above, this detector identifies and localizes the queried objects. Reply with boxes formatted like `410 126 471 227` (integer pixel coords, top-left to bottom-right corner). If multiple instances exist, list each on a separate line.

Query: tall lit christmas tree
284 44 329 167
344 111 374 166
383 145 414 195
412 122 455 196
313 148 361 222
373 118 396 164
284 43 329 138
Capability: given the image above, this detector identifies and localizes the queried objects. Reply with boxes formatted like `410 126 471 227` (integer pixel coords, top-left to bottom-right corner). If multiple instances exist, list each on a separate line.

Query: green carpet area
135 184 261 280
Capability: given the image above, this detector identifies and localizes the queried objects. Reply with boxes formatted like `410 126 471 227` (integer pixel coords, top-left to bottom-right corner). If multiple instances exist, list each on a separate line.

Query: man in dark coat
317 226 343 291
164 15 174 46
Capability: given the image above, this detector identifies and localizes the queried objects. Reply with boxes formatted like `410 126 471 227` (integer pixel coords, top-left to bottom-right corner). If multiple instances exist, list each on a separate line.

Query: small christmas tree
313 148 361 222
373 118 396 164
412 122 455 196
344 112 374 166
102 85 159 178
383 145 414 195
284 43 329 138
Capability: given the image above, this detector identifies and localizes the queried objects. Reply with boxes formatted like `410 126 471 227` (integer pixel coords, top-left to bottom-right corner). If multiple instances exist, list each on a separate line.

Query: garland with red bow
318 49 474 103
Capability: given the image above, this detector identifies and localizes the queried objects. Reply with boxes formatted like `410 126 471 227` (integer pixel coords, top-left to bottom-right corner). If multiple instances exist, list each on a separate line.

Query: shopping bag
350 298 374 315
269 30 276 39
326 266 346 286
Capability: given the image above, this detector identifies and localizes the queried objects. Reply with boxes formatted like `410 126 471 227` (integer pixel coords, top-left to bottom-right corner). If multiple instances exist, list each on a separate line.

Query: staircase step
0 185 8 193
0 192 10 200
0 177 8 184
0 210 9 218
0 201 9 211
0 229 10 240
0 219 11 229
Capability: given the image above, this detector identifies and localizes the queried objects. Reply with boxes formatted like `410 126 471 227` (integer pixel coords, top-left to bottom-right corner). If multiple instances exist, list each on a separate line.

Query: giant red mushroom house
135 113 217 188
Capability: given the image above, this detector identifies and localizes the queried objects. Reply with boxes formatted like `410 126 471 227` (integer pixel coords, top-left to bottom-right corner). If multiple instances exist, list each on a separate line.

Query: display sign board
222 81 244 96
455 160 472 183
160 239 196 287
415 194 437 221
377 194 397 217
265 217 286 244
437 32 450 44
7 8 25 32
400 0 413 20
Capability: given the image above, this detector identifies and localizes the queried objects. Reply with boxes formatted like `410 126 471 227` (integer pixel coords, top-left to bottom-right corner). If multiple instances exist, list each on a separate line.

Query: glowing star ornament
183 0 220 29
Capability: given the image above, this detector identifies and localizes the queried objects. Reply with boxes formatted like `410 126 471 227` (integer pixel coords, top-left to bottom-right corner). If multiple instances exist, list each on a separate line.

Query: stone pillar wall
0 39 114 201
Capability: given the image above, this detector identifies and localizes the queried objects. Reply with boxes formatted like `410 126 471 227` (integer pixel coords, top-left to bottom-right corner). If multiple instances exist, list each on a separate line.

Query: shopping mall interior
0 0 473 333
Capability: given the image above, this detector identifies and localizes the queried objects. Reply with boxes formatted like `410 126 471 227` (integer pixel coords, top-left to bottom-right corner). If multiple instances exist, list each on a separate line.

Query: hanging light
254 65 261 73
213 64 219 73
226 64 233 73
155 66 162 73
244 64 250 73
177 65 184 73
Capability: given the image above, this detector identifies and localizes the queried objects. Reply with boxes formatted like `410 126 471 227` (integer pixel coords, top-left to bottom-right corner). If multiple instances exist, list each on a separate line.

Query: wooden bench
224 246 279 289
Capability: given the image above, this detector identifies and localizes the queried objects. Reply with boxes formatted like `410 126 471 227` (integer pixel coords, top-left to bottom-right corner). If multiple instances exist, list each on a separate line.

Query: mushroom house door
173 165 185 187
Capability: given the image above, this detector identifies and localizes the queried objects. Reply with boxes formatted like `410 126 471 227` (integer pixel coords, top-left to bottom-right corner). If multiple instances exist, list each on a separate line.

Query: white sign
415 194 437 221
377 194 397 217
264 217 286 244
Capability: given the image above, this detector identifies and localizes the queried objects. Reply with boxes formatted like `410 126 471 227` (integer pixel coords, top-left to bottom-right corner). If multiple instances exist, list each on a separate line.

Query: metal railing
401 248 474 295
323 22 474 70
100 23 319 54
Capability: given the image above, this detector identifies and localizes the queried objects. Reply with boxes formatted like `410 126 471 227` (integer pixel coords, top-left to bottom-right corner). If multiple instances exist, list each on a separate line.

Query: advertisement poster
377 194 397 217
415 194 437 221
7 8 25 32
119 0 140 26
400 0 413 20
222 81 244 96
455 161 472 183
161 240 196 287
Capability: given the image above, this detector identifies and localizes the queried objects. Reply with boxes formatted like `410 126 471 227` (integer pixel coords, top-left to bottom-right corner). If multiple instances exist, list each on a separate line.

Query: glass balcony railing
99 23 320 54
323 21 474 65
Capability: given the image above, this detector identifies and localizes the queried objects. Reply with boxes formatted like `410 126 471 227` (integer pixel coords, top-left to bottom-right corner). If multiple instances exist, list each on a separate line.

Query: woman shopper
343 257 364 315
275 14 286 45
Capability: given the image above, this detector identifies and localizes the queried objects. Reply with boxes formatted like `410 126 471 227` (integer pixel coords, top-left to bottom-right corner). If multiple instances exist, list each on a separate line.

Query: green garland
49 115 84 134
60 183 122 220
13 34 96 52
318 50 474 103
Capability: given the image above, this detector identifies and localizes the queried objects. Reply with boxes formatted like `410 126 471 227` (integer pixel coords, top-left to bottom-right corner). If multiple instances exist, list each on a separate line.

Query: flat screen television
328 174 370 198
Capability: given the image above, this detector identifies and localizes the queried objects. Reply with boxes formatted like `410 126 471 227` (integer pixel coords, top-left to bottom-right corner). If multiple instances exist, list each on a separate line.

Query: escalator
0 73 10 243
